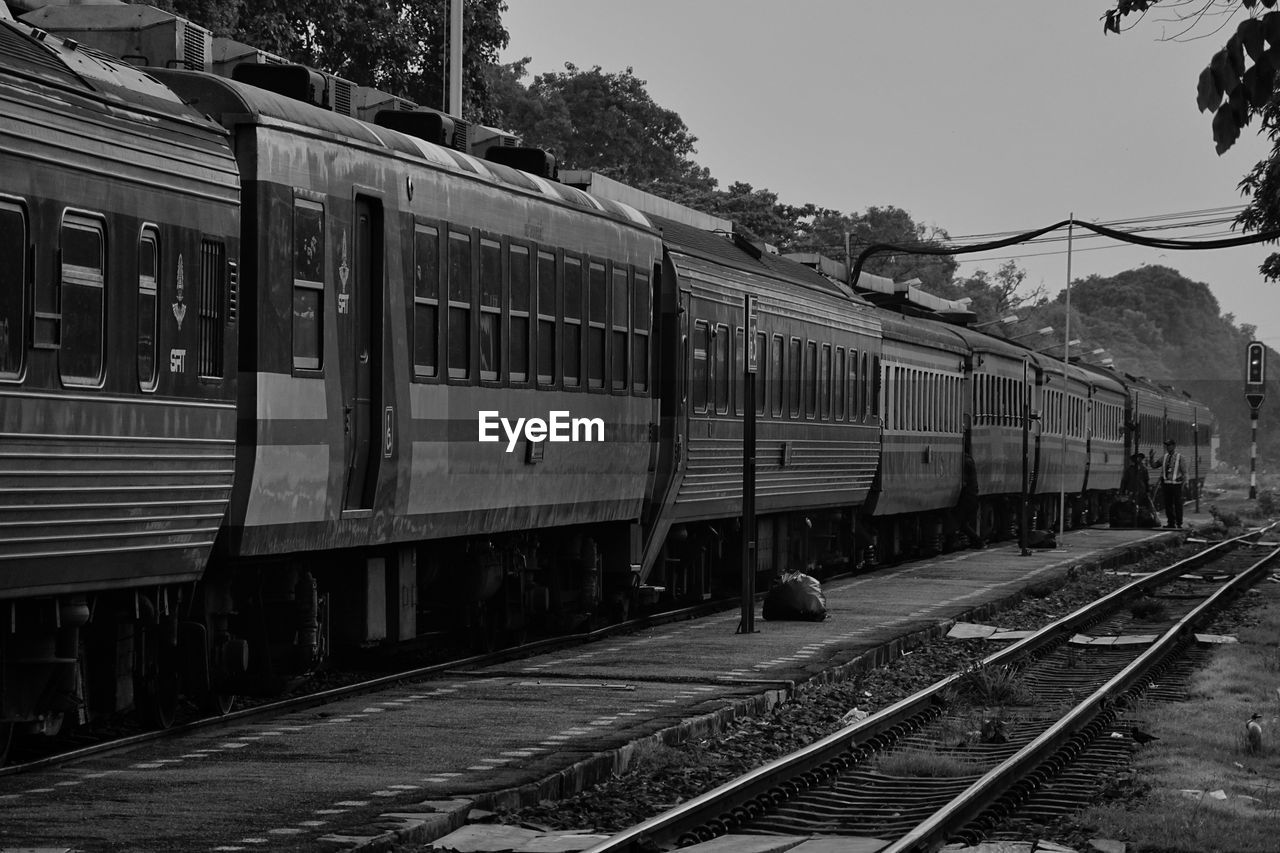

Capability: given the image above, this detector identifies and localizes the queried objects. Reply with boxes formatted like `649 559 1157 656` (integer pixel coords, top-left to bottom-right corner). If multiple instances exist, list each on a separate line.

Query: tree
490 62 717 197
1101 1 1280 281
159 0 511 121
954 260 1045 321
845 206 957 293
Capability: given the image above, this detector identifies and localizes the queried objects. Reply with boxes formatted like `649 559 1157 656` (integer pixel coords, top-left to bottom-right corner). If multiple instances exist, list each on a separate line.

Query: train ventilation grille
227 260 238 326
178 21 208 71
331 78 354 116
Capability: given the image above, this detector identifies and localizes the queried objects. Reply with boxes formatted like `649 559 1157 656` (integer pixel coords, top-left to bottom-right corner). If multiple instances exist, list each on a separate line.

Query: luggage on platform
762 572 827 622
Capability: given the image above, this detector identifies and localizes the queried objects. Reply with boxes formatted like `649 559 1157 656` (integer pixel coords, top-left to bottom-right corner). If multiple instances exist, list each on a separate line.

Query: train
0 3 1215 760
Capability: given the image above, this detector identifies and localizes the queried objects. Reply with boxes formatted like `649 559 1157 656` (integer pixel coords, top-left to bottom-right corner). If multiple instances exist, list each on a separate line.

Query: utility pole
449 0 463 116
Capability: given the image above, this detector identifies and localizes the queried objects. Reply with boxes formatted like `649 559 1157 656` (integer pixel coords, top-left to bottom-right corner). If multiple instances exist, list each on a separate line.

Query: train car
1125 374 1212 496
947 326 1033 541
863 310 969 559
1024 352 1090 529
145 64 665 668
0 12 241 754
640 218 882 596
1079 364 1128 519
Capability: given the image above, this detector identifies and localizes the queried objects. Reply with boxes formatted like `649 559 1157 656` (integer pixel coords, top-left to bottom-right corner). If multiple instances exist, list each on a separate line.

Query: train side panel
867 314 967 517
0 28 240 598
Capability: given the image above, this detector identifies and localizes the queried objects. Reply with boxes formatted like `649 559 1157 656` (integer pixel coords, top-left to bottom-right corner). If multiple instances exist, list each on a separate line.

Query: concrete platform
0 516 1205 853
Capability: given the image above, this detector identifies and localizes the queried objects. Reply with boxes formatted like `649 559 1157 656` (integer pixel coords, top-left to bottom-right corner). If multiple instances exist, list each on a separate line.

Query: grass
874 746 984 778
952 662 1037 707
1075 581 1280 852
1129 596 1169 622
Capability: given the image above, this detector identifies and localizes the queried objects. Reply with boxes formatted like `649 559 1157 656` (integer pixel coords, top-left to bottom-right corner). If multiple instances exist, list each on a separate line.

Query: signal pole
1245 341 1266 500
739 294 758 634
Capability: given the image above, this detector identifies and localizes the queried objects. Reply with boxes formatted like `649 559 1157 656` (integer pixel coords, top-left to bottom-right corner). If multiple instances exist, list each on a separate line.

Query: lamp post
1009 326 1054 343
1034 338 1081 356
974 314 1019 330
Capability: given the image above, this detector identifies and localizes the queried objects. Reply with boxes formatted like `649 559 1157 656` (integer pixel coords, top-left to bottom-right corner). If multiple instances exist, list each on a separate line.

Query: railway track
582 524 1279 853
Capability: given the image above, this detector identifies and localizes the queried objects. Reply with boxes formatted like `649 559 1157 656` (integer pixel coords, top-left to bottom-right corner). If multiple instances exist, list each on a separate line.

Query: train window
789 337 801 417
588 261 606 389
198 240 226 379
564 256 583 386
908 368 916 431
413 224 440 378
819 344 831 420
734 326 744 415
871 355 880 420
510 245 530 383
692 319 709 413
770 333 783 416
895 366 904 430
755 332 767 415
479 238 502 381
886 366 896 430
481 235 499 379
59 214 106 386
537 251 556 385
850 348 859 422
292 199 324 372
0 204 25 378
137 231 158 389
612 267 629 391
918 369 927 431
448 231 472 379
632 271 650 393
714 324 730 414
834 348 845 420
802 341 815 419
925 371 933 431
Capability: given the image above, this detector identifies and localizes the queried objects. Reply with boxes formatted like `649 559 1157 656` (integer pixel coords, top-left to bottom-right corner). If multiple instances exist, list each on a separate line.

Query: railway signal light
1247 341 1266 385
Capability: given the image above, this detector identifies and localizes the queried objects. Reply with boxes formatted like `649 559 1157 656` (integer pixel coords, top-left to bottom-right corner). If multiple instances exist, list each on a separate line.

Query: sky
499 0 1280 360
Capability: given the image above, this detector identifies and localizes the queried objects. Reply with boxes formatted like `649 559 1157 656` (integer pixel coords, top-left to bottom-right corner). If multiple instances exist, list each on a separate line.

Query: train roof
877 310 969 354
150 68 656 231
0 15 220 127
946 324 1042 361
653 215 857 300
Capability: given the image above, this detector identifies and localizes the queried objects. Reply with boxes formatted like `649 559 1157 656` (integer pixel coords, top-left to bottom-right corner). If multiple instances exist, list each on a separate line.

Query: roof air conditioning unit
232 63 326 109
21 3 212 71
485 146 557 180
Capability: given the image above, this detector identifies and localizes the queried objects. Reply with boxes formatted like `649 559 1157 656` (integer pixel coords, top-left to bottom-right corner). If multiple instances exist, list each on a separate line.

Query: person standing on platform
956 448 984 549
1151 438 1187 528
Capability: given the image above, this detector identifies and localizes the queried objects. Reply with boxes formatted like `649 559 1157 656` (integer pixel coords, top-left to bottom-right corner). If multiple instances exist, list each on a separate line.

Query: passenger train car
0 3 1214 760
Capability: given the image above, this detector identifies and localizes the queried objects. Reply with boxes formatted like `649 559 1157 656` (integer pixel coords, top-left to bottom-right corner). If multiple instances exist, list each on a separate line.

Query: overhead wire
849 213 1280 285
791 208 1252 260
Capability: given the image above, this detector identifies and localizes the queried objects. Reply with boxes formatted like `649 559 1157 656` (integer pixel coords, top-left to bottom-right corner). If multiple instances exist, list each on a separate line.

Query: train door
341 195 384 510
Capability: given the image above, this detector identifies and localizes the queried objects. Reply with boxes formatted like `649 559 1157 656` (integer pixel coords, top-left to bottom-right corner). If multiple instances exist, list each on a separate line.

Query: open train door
340 195 384 510
636 255 688 583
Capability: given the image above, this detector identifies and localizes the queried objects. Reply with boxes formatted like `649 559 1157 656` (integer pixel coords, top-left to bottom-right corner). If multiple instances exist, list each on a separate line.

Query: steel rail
581 525 1273 853
884 534 1280 852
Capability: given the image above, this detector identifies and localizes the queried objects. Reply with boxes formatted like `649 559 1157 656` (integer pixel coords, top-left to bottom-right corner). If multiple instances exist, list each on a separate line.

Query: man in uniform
1151 438 1187 528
